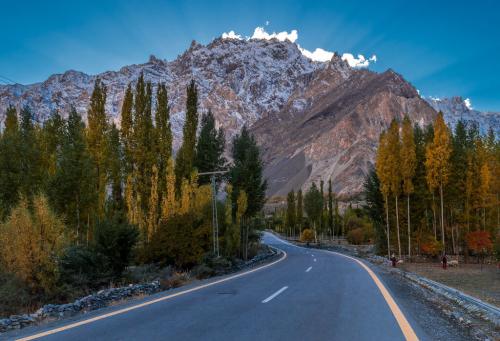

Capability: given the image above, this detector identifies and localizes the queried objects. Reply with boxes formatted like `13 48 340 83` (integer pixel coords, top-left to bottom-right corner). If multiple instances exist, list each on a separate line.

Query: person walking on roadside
441 253 448 270
390 253 397 267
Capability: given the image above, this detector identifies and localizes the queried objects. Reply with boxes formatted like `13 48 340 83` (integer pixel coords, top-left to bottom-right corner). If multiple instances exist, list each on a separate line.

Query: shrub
300 229 315 243
466 231 493 255
347 228 365 245
420 236 443 256
93 217 139 279
0 270 32 317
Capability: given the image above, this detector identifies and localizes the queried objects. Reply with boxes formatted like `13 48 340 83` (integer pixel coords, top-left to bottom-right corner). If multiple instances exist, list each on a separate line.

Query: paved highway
10 232 422 341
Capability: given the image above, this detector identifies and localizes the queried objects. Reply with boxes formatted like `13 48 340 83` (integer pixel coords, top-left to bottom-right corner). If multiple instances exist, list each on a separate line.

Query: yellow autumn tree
386 120 402 259
425 112 451 250
147 165 159 241
376 131 391 258
0 195 68 293
161 157 177 219
401 116 416 259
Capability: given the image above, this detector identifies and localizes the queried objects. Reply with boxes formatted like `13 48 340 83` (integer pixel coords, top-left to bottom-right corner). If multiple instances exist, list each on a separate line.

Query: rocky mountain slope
426 96 500 136
1 36 488 196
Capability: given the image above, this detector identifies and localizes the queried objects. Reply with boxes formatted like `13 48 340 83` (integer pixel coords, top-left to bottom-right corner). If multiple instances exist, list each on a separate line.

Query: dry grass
401 262 500 307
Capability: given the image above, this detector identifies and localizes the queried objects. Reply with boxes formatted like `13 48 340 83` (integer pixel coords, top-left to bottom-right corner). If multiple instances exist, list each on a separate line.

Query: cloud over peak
221 27 377 68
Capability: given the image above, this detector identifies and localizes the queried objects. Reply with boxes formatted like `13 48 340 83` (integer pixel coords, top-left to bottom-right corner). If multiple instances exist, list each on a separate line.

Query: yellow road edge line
320 249 419 341
16 248 287 341
267 233 418 341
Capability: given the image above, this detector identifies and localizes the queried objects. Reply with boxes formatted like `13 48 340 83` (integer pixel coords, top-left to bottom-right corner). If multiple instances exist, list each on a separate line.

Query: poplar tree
107 123 124 213
161 158 176 219
320 180 325 236
328 179 334 239
304 182 323 242
87 79 109 218
155 82 172 201
175 80 199 195
296 189 303 231
387 120 402 259
376 131 392 258
0 106 21 218
50 108 95 240
133 74 154 222
120 83 134 174
286 190 296 236
425 112 451 251
147 165 159 241
19 106 43 199
401 116 416 259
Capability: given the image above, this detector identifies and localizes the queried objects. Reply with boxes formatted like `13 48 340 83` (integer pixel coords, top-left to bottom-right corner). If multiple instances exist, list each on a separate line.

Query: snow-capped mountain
426 96 500 136
1 30 494 196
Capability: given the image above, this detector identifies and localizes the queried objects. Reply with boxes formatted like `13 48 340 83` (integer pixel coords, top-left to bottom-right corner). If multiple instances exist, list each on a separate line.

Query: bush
300 229 315 243
93 217 139 279
347 228 365 245
0 270 32 317
420 237 443 257
58 245 110 292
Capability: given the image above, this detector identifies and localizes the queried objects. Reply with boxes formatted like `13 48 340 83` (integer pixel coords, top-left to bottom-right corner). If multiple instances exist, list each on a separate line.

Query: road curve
10 232 420 341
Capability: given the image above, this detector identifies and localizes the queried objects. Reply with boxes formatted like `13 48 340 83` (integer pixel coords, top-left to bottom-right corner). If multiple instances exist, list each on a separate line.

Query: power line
0 74 20 85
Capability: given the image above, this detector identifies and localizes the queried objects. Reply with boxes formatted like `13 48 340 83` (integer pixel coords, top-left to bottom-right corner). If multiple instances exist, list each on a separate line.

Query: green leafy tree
286 190 296 236
120 83 134 174
19 106 43 199
49 108 95 242
0 106 21 218
296 189 303 232
107 123 124 214
175 80 199 195
304 182 323 242
155 82 173 202
194 110 226 186
328 179 334 239
86 79 109 218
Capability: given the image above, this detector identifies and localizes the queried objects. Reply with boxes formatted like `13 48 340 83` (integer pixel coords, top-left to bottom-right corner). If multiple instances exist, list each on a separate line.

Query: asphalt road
10 232 427 341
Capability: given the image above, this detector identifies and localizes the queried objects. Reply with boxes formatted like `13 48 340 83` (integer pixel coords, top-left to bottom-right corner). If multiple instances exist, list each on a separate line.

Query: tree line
0 75 267 314
366 113 499 260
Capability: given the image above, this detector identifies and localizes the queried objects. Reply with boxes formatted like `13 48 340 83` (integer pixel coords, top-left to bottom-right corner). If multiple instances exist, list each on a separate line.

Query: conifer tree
194 109 226 186
229 126 267 218
175 80 199 195
401 116 416 258
87 79 109 218
425 112 452 250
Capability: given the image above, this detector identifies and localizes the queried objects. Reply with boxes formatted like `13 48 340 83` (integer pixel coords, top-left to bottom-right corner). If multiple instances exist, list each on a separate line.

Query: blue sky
1 0 499 111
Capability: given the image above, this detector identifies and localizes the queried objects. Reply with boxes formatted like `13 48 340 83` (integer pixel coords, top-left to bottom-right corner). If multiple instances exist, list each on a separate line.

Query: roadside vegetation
0 76 267 316
272 113 498 265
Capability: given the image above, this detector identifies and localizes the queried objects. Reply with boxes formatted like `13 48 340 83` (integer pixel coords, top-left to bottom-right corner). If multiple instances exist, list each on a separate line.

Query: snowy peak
426 96 500 136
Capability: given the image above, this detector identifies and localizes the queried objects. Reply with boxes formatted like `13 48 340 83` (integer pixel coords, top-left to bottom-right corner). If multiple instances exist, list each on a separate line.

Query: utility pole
198 170 228 257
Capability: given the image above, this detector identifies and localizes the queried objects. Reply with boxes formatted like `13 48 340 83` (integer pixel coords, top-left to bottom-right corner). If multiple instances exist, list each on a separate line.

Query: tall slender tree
175 80 199 195
376 131 392 258
120 83 134 174
286 190 296 237
328 179 334 239
401 116 416 259
386 120 402 259
296 189 303 232
425 112 452 251
86 79 109 218
155 82 172 201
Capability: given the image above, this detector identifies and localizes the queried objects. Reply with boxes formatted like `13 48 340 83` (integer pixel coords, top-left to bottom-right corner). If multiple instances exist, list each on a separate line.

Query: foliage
0 195 68 294
304 182 323 229
347 228 365 245
300 229 315 243
466 231 493 255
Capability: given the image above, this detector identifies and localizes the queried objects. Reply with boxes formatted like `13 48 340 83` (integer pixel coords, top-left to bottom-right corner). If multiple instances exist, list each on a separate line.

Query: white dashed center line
262 286 288 303
305 266 312 272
